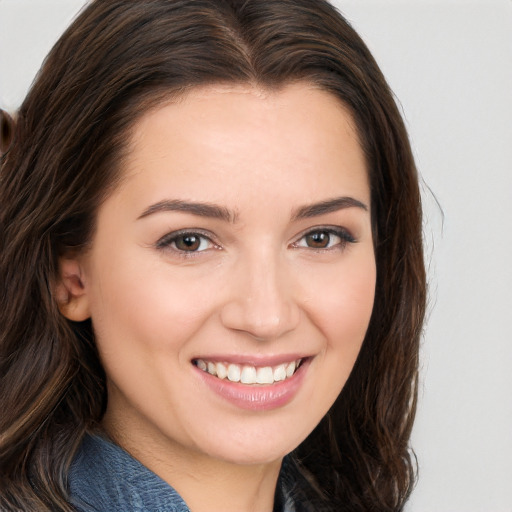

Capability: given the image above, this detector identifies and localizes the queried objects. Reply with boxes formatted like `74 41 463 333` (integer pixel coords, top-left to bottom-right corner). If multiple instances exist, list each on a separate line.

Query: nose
219 252 301 341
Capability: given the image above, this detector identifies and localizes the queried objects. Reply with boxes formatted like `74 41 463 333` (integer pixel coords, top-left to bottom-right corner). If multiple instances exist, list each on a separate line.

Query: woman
0 1 426 511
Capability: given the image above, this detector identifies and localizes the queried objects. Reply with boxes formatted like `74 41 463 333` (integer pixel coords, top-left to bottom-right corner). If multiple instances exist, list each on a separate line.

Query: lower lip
194 360 309 411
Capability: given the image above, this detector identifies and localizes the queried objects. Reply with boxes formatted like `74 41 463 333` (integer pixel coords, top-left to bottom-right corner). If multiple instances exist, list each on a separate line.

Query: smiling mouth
193 358 304 385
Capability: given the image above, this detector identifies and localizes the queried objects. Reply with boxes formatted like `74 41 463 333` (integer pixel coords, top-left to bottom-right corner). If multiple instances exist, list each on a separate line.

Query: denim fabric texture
68 434 296 512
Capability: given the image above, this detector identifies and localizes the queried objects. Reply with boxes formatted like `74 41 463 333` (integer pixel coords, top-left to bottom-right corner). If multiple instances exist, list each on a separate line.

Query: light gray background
1 1 511 511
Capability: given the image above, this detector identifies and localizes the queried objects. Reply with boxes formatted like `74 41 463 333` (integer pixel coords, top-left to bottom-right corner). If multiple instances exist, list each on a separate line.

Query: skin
59 83 376 512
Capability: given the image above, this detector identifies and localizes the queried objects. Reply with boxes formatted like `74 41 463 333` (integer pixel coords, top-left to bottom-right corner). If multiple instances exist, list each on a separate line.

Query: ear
55 257 91 322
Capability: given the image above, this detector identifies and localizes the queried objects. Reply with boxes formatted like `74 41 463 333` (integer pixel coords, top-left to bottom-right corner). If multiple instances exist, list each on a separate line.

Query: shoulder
68 434 190 512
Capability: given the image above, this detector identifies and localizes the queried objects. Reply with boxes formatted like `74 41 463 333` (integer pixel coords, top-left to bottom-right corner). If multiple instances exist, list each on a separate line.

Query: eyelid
291 225 356 250
154 225 356 256
155 228 220 253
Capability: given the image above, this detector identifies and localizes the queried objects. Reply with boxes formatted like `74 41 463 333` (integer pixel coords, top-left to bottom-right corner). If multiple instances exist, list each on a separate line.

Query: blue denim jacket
68 434 296 512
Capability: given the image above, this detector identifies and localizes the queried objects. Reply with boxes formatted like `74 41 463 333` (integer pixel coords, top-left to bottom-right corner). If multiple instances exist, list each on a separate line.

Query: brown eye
305 231 331 248
174 234 202 251
294 227 356 251
156 231 214 253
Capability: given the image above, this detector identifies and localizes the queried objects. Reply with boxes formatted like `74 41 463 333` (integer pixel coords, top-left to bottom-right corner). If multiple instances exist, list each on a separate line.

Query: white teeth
240 366 257 384
207 361 217 376
216 362 227 380
195 358 303 385
273 364 286 382
286 361 296 378
196 359 207 371
256 366 274 385
227 364 241 382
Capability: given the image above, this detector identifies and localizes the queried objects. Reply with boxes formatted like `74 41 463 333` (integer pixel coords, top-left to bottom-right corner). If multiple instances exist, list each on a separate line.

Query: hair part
0 1 426 511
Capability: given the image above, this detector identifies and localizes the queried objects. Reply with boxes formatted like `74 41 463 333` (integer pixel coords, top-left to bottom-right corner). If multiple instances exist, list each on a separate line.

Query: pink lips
194 358 309 411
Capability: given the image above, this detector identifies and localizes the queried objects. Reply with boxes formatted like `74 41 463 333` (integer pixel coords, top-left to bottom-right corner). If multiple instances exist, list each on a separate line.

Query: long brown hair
0 1 426 510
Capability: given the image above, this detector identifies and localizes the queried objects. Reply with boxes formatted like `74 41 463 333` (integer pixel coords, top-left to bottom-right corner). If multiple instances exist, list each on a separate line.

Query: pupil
177 235 200 251
307 232 329 248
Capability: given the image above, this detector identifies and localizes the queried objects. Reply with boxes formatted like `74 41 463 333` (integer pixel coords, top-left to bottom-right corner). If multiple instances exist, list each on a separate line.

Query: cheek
309 255 376 340
85 258 206 413
87 254 226 380
306 253 376 388
293 253 376 425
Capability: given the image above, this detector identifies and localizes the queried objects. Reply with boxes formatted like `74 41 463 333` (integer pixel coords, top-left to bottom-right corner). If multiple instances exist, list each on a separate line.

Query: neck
167 454 282 512
104 421 283 512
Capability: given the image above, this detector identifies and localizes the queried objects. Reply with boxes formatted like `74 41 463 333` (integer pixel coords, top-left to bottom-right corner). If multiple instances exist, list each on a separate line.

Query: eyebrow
137 199 237 223
291 196 368 220
138 195 368 223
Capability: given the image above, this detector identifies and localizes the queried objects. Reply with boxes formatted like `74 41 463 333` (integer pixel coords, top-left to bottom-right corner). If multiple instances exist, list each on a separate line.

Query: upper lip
191 354 310 367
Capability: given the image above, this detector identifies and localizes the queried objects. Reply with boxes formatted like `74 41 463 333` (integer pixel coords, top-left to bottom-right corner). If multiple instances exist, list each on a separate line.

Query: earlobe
55 258 91 322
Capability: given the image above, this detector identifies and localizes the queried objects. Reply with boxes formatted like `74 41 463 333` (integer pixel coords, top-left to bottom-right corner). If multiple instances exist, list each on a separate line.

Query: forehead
113 82 369 213
130 82 362 150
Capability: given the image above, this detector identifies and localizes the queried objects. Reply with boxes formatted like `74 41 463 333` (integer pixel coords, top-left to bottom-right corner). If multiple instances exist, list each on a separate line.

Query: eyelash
291 226 356 252
155 229 219 256
155 226 356 257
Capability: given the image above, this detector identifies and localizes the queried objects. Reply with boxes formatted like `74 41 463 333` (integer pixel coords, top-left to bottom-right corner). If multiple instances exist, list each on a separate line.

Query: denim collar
68 434 296 512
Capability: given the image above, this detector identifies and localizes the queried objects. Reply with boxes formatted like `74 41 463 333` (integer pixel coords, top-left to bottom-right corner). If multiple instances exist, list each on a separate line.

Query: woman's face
64 83 376 467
